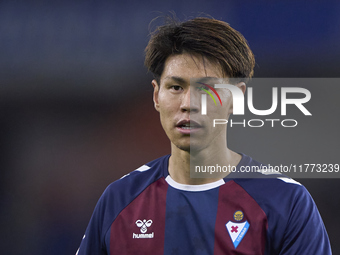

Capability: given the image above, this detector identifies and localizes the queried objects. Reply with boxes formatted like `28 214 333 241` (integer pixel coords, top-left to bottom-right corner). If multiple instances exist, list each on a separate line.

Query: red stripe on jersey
214 180 268 254
109 178 168 255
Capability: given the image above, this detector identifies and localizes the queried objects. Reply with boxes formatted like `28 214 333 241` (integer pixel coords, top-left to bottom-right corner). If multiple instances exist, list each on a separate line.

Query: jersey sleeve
279 185 332 255
76 185 114 255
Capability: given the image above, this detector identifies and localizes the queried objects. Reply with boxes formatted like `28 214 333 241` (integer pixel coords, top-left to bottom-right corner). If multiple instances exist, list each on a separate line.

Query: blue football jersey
76 154 332 255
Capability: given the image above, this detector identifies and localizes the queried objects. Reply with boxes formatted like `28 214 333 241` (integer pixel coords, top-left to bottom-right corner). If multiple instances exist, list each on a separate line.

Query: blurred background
0 0 339 254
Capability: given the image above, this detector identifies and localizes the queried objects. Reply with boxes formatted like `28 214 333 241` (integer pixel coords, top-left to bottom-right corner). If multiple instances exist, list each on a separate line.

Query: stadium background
0 0 339 254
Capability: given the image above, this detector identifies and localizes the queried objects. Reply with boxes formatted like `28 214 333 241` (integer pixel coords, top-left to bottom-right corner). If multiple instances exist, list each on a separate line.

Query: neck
168 141 241 185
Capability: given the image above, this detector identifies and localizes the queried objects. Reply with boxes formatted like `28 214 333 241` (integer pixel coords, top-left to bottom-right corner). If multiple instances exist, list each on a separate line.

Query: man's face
152 53 243 152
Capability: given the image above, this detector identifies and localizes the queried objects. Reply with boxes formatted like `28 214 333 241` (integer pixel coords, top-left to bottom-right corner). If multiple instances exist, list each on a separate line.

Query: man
77 17 331 254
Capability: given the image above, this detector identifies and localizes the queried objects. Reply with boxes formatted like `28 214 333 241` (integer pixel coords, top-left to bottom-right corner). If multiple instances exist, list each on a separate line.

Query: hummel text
132 232 154 239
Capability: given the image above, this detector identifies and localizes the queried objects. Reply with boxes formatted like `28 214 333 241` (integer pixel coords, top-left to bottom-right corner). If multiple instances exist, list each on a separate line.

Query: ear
152 79 160 112
236 82 246 95
228 82 246 115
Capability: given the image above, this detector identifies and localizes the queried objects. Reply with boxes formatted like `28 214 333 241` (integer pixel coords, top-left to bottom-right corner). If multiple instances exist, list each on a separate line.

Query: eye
197 84 210 91
170 85 183 91
196 82 212 91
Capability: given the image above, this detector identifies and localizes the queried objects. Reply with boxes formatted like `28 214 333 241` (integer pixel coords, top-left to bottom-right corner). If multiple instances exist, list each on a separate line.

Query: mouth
176 119 202 134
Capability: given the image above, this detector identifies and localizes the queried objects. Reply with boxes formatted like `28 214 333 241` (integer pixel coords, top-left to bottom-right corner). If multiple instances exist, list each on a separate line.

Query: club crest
226 220 249 249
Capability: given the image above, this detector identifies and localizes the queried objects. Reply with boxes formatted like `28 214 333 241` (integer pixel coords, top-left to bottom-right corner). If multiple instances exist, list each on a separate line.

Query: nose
180 87 200 113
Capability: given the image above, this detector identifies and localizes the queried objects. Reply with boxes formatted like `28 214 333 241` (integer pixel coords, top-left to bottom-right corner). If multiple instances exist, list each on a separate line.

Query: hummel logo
133 219 154 239
136 219 153 233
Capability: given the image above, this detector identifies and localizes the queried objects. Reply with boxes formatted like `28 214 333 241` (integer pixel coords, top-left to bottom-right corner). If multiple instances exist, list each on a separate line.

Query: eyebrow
163 76 220 84
163 76 187 84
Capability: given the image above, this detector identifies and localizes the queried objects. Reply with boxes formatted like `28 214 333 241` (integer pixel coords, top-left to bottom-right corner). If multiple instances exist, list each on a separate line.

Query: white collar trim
165 175 225 192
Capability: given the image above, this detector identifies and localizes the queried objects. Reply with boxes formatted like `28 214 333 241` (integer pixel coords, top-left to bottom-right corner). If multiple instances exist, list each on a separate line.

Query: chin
175 141 207 153
175 143 191 152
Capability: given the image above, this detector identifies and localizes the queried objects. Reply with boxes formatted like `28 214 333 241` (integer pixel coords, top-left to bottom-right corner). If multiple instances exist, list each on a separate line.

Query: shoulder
100 154 169 206
233 175 307 212
231 153 308 212
230 154 331 254
230 153 314 232
80 155 170 250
